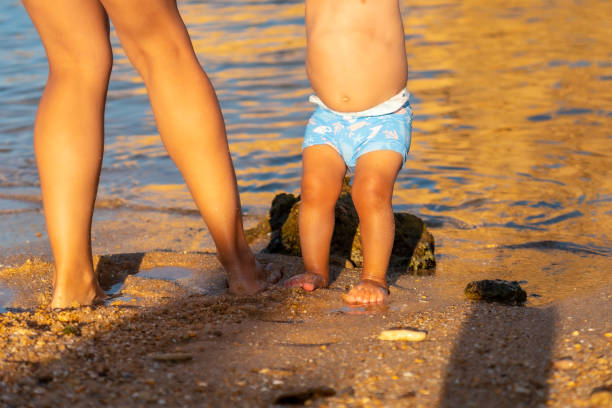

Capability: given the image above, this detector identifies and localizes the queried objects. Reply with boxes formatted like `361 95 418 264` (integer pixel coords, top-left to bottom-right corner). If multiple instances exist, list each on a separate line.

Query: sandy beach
1 0 612 406
1 211 611 407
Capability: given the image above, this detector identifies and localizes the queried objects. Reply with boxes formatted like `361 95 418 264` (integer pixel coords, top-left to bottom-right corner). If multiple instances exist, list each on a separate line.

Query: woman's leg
99 0 278 294
22 0 111 308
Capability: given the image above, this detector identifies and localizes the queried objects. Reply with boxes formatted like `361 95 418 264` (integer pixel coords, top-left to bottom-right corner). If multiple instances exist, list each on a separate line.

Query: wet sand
1 0 612 406
1 216 610 408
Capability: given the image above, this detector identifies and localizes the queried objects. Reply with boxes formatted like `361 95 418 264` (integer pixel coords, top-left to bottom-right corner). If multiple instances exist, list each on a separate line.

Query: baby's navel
342 96 350 103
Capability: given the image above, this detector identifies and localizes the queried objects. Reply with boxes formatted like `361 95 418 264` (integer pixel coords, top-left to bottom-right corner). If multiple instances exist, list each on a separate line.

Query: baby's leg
22 0 112 308
344 150 403 305
285 145 346 291
100 0 279 294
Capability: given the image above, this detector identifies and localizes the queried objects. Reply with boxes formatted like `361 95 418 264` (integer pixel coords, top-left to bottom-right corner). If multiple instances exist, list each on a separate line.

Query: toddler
285 0 412 305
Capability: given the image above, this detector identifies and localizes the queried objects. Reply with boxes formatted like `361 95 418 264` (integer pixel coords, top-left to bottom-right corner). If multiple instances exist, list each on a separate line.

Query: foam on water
109 266 227 299
136 266 194 282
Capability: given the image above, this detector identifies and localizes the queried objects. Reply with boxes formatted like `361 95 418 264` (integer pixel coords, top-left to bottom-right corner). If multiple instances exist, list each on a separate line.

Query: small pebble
149 353 193 362
514 384 530 394
553 358 574 370
379 328 427 342
571 330 580 336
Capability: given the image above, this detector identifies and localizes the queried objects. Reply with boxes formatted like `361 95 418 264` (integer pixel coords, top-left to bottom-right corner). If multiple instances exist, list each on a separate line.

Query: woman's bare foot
343 279 389 305
284 272 328 292
226 259 282 296
51 271 107 309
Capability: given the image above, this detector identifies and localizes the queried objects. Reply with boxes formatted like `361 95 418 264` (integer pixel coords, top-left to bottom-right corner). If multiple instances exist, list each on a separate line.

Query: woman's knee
22 0 113 85
118 34 192 80
101 0 195 79
48 44 113 85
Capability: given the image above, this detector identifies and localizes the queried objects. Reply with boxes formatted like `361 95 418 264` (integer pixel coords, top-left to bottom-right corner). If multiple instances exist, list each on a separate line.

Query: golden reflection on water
183 3 305 62
103 0 612 206
396 0 612 302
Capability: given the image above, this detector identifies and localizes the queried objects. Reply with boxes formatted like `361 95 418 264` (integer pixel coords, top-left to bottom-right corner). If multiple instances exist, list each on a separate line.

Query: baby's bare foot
227 261 281 296
343 279 389 305
284 272 328 292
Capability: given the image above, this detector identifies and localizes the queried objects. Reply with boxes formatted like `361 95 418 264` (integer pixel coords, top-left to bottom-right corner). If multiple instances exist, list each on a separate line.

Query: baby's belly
307 35 407 112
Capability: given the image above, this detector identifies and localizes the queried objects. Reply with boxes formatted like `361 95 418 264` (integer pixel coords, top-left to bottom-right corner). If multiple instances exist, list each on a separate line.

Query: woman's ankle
217 247 256 274
51 269 104 308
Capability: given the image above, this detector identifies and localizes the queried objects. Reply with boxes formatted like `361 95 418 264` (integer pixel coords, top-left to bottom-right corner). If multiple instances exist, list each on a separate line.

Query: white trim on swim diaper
308 88 409 118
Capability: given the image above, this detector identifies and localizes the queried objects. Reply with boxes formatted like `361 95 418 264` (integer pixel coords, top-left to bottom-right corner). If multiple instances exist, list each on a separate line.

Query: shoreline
0 206 269 265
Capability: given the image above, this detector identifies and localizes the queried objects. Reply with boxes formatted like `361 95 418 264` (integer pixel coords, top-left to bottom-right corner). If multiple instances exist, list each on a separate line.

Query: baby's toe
284 273 325 292
345 282 388 305
284 275 302 288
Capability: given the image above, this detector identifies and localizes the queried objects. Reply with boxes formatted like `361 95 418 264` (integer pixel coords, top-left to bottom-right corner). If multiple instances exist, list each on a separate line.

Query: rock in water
464 279 527 305
351 212 436 273
247 178 436 275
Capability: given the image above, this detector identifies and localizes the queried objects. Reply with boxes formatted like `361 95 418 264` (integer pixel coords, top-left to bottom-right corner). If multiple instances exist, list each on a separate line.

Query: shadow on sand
95 252 145 294
439 302 556 408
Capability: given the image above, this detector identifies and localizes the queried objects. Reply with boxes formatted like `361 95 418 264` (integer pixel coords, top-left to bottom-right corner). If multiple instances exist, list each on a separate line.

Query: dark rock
269 193 298 231
352 212 436 273
244 217 270 245
36 374 53 385
61 324 82 336
274 387 336 405
279 193 360 262
464 279 527 305
248 179 435 275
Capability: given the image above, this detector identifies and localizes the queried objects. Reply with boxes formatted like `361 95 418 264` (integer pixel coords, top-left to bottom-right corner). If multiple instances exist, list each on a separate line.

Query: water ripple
501 241 611 257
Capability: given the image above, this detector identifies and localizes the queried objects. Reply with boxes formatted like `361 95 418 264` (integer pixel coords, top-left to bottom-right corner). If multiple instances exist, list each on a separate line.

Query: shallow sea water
0 283 14 313
0 0 611 304
108 266 227 298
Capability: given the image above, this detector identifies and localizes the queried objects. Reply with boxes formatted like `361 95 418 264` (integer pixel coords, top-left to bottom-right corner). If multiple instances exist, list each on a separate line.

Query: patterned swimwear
303 90 413 168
